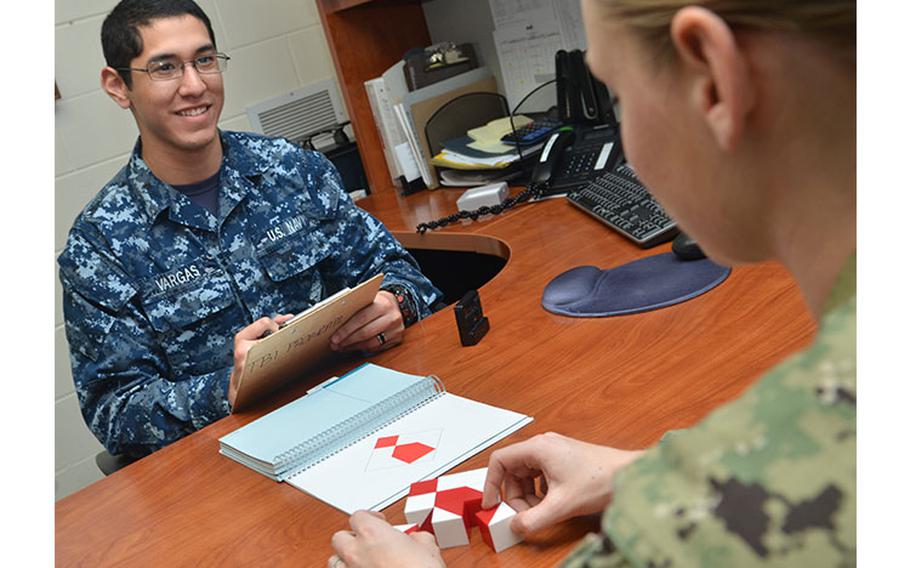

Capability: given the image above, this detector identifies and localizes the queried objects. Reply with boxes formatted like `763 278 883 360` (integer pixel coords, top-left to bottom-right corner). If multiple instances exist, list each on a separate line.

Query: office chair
423 91 510 157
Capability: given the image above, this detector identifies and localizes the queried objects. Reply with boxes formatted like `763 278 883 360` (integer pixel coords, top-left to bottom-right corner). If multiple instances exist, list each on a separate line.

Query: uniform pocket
257 232 331 283
140 262 240 374
142 265 236 332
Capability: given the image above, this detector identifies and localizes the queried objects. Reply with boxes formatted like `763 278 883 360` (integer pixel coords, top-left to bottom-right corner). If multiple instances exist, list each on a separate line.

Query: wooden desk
55 187 815 567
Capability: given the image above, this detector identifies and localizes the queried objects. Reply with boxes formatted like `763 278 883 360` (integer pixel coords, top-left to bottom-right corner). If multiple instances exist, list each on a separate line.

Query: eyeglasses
118 52 230 81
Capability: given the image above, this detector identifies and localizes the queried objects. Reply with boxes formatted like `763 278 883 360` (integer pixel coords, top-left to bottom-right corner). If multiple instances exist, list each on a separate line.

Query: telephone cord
415 182 548 233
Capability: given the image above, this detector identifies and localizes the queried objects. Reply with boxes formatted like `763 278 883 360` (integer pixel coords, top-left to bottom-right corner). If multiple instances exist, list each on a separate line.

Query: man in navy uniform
57 0 441 458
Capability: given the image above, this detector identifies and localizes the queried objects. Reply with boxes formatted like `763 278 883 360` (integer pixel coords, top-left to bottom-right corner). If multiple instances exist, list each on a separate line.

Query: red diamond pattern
374 435 399 449
391 442 435 464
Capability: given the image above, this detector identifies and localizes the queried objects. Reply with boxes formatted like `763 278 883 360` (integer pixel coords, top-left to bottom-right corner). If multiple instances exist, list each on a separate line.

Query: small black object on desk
671 232 706 261
454 290 489 346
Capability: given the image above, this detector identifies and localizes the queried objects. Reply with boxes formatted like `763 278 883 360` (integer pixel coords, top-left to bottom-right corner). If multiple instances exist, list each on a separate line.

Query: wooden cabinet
316 0 431 195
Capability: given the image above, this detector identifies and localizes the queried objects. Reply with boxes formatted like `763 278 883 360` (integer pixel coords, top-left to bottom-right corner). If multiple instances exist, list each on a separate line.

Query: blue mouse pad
541 253 731 317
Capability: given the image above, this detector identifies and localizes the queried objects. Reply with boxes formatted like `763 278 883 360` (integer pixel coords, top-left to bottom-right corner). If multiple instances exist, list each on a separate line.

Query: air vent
246 79 348 147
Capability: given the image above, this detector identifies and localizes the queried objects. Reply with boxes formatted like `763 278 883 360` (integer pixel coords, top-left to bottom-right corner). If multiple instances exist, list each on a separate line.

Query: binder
220 363 533 513
231 274 384 411
363 77 405 187
393 103 433 188
372 64 498 189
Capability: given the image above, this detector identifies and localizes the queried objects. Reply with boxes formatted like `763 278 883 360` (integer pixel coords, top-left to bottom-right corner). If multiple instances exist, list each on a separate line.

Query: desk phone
531 125 622 198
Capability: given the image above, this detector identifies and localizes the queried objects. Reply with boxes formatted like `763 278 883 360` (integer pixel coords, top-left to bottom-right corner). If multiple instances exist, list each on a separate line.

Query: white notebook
219 363 533 513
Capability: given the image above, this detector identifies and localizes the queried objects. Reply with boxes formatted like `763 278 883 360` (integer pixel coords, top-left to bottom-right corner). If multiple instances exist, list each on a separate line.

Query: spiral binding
274 375 446 481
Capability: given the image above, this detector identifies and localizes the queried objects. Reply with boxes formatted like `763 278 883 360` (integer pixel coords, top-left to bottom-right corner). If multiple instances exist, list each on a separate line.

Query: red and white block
393 523 420 535
474 501 521 553
401 467 522 553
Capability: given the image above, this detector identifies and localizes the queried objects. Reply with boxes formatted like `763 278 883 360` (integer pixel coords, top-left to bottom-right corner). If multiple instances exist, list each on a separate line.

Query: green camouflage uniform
563 255 856 567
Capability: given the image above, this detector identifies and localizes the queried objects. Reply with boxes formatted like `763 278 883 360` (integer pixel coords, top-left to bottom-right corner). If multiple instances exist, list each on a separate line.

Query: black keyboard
567 165 679 248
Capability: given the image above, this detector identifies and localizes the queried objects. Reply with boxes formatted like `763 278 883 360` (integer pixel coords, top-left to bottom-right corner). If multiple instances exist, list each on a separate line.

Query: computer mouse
671 232 706 261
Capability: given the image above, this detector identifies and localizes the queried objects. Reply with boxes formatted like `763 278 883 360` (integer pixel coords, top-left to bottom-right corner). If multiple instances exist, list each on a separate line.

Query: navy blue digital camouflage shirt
58 131 441 458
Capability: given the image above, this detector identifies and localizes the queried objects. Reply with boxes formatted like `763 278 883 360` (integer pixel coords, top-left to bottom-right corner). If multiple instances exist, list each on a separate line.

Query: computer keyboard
567 164 679 248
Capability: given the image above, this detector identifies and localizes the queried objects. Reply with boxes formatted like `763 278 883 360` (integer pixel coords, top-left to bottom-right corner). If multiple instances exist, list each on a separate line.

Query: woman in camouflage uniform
329 1 856 566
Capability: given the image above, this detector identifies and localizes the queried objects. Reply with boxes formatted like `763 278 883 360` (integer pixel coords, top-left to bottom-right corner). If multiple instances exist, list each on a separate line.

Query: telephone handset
530 127 576 184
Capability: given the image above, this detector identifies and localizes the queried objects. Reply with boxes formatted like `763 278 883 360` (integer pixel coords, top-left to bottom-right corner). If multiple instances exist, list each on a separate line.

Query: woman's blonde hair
596 0 855 62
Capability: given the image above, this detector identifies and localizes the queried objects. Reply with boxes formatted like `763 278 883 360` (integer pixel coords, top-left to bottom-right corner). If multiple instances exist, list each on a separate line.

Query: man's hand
330 291 404 353
328 510 445 568
228 314 293 407
482 432 646 535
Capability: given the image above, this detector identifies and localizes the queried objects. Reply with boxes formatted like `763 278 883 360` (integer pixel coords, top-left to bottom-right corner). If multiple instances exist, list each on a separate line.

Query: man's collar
126 138 171 222
221 131 272 179
126 131 271 224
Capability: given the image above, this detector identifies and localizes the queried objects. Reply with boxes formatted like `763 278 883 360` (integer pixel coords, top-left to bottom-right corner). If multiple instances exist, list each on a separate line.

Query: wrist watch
381 284 418 326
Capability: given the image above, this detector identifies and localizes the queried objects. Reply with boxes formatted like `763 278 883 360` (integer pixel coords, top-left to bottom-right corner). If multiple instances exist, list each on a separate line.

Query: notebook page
287 393 533 514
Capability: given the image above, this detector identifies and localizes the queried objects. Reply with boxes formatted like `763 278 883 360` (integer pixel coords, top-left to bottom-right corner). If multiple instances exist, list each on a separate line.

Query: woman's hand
329 511 445 568
482 432 645 535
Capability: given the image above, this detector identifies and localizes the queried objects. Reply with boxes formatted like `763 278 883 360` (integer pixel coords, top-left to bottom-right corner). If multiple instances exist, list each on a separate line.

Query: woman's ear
101 67 132 110
670 6 754 151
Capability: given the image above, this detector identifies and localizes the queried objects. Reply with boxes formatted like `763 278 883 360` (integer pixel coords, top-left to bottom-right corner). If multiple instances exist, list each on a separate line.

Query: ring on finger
376 332 387 346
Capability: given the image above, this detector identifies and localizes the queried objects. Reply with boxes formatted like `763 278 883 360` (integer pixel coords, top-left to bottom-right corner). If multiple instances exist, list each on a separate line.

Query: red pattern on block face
392 442 435 463
403 469 519 553
435 487 484 531
474 506 497 526
419 513 436 534
474 505 499 549
409 478 438 496
374 435 399 448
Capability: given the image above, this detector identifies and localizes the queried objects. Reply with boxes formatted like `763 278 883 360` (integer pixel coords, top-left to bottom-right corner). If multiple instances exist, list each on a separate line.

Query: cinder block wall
54 0 339 500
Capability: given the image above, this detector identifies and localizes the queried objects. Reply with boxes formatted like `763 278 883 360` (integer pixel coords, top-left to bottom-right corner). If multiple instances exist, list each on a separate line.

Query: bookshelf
316 0 431 195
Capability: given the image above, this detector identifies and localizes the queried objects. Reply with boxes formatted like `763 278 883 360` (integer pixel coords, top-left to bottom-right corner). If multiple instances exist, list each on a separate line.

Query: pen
280 310 307 328
260 312 299 338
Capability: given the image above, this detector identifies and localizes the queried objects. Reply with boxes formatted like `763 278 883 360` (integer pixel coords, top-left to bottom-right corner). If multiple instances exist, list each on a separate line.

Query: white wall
54 0 339 500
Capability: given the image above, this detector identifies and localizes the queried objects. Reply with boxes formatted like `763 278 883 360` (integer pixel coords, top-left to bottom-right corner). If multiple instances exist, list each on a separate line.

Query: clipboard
231 274 385 411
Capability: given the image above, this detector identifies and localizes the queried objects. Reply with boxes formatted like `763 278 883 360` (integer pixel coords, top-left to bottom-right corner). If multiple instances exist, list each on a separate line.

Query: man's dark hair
101 0 217 88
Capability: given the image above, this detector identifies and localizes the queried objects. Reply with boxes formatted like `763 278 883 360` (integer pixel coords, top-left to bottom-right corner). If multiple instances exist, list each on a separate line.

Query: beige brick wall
54 0 339 500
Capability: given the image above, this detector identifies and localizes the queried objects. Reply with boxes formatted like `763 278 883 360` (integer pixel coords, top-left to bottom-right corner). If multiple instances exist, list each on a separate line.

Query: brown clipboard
231 274 384 412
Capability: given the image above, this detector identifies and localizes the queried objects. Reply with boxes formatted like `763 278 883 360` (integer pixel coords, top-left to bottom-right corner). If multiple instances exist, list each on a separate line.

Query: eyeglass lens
147 54 228 80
